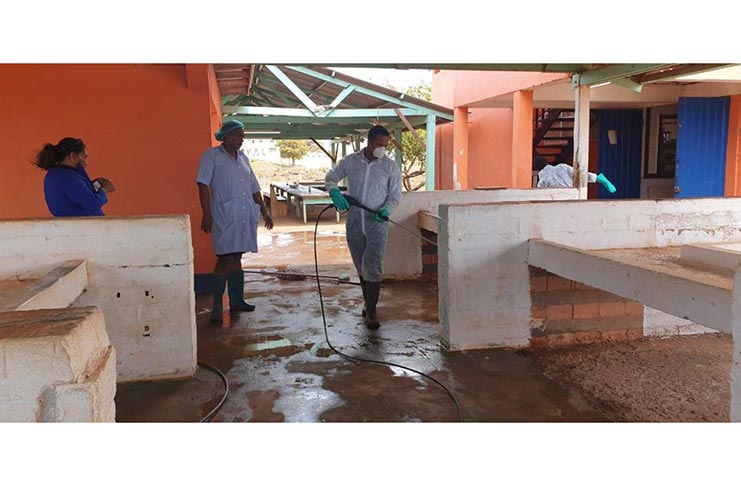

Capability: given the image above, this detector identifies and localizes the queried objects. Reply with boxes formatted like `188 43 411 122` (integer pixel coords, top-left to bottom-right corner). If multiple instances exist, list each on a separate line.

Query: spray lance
341 195 438 247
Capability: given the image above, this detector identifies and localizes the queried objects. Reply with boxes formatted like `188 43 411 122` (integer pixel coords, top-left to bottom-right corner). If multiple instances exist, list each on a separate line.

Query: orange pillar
453 107 469 189
725 94 741 196
511 90 534 188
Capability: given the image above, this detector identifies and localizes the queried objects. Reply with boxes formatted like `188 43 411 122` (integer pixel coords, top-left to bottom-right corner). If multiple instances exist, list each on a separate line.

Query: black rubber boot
359 276 368 317
364 281 381 330
228 270 255 312
210 275 227 322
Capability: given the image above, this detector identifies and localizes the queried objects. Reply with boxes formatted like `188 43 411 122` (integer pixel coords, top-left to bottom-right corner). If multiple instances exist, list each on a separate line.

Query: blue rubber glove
329 187 350 211
596 173 616 193
373 207 390 223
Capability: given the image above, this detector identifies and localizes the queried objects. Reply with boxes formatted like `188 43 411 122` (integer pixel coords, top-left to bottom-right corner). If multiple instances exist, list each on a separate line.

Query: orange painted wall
0 64 221 273
436 124 455 189
433 70 568 189
512 91 534 188
436 108 514 189
725 95 741 196
433 70 568 107
468 109 514 188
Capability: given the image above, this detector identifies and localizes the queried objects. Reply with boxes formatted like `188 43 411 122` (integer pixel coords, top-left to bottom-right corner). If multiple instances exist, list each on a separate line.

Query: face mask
372 147 387 159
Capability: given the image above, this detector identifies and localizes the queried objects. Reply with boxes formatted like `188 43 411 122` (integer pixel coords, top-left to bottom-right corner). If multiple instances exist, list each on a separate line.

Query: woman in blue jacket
34 138 115 217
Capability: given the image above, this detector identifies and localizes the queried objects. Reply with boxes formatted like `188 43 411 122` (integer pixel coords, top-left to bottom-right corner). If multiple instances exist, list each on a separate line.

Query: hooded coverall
325 150 402 283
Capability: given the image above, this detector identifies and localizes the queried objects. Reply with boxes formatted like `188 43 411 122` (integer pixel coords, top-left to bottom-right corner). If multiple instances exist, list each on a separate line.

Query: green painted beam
225 115 428 126
329 85 355 108
573 64 675 87
285 66 454 120
222 106 442 118
425 114 436 190
632 63 735 84
317 86 357 117
252 84 297 108
244 126 369 139
249 89 280 108
292 63 595 72
611 77 643 93
266 65 318 112
258 77 338 107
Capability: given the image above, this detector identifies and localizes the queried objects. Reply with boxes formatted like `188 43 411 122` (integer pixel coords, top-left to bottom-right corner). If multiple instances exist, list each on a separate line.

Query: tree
384 80 432 192
276 140 310 165
399 129 427 192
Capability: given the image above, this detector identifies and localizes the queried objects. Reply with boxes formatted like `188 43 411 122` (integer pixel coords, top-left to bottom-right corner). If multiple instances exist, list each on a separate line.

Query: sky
330 67 432 91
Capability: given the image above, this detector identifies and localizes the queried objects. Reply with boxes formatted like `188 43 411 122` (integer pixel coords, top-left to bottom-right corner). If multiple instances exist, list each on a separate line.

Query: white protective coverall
537 163 597 188
325 150 402 282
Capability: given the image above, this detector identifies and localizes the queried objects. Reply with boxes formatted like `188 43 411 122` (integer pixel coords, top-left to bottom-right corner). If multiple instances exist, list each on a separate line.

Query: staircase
533 109 575 167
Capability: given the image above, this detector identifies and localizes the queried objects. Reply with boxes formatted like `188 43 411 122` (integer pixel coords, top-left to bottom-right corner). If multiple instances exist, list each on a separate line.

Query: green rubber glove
329 187 350 211
596 173 616 193
373 207 390 223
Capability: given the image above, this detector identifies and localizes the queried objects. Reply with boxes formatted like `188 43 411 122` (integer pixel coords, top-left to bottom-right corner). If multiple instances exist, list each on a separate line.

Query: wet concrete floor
116 223 607 422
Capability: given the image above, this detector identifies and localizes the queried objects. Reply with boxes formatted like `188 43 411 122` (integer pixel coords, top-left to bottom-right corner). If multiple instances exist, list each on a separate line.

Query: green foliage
276 139 310 165
384 80 432 191
399 129 427 191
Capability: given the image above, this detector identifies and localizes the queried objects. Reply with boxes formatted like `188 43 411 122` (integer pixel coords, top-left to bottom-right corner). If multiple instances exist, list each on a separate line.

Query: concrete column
512 90 534 188
725 95 741 197
732 268 741 421
573 83 590 199
453 107 469 190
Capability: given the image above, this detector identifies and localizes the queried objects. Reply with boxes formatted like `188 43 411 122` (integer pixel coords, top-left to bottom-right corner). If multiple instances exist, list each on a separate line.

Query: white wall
681 243 741 271
439 197 741 350
643 306 717 337
0 215 196 383
385 188 578 279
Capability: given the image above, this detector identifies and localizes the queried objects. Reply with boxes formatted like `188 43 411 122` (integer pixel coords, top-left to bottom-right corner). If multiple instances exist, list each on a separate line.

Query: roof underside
214 63 736 140
215 64 453 140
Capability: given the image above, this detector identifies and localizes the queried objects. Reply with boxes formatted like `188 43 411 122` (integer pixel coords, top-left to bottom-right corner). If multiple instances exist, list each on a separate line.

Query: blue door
675 97 730 198
597 110 643 199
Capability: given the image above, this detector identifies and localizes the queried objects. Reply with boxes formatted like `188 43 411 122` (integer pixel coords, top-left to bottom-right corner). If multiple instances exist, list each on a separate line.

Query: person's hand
329 187 350 211
596 173 616 193
373 207 390 223
263 213 274 230
201 213 213 233
94 178 116 193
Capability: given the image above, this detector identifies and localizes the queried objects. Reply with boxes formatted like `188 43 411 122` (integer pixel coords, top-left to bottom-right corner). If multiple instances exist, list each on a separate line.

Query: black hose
242 269 361 285
314 204 463 422
197 361 229 423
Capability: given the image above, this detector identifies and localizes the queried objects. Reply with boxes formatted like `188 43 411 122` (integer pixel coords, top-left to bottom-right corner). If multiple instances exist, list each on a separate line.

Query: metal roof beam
611 77 643 93
266 65 319 112
632 64 736 83
298 63 594 72
285 66 454 120
330 85 356 107
224 114 429 126
222 106 443 118
245 126 369 139
251 84 296 107
572 64 675 87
